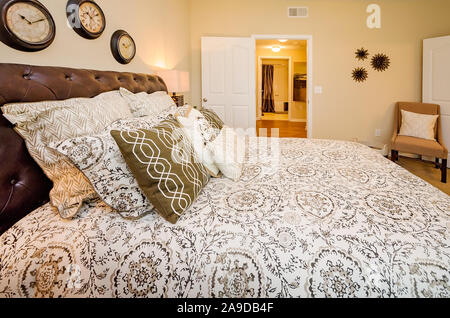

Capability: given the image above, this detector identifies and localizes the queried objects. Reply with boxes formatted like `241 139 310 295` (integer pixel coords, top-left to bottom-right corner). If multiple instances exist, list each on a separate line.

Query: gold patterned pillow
2 91 133 218
199 108 224 131
111 118 210 224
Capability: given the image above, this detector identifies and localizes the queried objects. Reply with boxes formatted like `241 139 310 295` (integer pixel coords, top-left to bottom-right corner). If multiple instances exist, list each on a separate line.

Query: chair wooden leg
391 150 398 162
442 159 447 183
435 158 440 169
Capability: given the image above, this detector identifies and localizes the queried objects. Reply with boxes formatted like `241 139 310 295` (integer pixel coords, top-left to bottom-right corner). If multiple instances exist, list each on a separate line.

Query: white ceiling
256 39 307 51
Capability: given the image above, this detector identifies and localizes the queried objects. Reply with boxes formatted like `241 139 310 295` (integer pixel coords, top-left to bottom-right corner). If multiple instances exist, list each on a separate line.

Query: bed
0 64 449 298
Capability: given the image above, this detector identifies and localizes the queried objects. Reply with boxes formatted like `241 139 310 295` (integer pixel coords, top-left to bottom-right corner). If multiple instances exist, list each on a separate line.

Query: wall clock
66 0 105 39
0 0 55 52
110 30 136 64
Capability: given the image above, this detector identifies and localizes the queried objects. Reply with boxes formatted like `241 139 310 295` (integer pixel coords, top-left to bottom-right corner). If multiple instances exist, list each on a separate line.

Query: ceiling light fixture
272 46 281 53
278 39 288 43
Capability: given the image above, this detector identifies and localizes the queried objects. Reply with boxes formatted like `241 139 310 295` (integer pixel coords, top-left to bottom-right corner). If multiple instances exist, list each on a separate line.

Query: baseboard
399 152 420 159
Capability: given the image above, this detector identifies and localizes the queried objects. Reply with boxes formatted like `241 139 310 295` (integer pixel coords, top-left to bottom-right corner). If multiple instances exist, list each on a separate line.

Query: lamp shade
156 70 190 93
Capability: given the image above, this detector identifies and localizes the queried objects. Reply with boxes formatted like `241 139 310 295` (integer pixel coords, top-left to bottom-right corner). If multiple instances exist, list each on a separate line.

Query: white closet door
201 37 255 129
423 35 450 167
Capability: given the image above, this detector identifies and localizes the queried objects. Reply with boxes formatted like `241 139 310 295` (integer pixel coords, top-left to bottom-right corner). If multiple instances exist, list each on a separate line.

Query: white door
273 62 289 113
423 35 450 168
201 37 255 129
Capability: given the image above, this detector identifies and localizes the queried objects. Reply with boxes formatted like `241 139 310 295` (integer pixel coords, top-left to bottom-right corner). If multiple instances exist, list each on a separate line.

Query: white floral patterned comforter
0 138 449 298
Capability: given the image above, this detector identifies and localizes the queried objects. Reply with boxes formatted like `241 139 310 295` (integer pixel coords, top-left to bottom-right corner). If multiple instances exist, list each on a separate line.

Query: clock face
118 35 135 60
5 2 52 44
111 30 135 64
78 2 104 34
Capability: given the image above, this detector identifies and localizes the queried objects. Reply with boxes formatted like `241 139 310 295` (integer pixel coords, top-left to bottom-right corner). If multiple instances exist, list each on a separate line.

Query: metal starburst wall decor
352 67 369 82
371 53 390 72
355 48 369 61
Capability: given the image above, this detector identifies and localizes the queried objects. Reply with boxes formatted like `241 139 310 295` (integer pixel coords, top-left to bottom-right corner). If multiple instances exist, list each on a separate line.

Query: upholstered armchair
391 102 448 183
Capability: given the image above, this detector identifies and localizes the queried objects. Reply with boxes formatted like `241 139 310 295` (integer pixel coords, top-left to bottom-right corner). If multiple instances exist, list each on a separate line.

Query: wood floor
396 156 449 195
255 120 449 195
256 120 307 138
261 113 289 121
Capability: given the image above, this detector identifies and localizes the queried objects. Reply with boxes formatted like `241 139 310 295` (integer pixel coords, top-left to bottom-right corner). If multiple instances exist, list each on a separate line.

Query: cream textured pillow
1 91 133 219
399 110 439 141
175 106 220 177
119 87 177 117
51 117 159 220
207 127 246 182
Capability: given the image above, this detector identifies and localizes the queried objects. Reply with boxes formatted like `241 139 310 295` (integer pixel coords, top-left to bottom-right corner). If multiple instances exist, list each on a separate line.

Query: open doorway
253 36 312 138
260 57 290 121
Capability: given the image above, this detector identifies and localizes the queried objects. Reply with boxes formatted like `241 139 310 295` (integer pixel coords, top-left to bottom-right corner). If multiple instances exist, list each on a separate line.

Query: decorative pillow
119 87 177 117
207 127 246 182
110 108 178 130
1 90 133 219
111 118 210 224
199 107 225 130
399 110 439 141
175 105 192 117
51 117 159 220
175 106 220 177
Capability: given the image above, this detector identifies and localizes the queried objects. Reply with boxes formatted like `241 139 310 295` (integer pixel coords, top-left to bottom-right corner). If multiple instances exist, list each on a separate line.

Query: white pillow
175 107 220 177
207 127 246 182
119 87 176 117
399 110 439 141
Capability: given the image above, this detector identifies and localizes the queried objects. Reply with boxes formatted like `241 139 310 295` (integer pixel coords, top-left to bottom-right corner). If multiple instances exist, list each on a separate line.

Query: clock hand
31 18 46 24
19 15 32 24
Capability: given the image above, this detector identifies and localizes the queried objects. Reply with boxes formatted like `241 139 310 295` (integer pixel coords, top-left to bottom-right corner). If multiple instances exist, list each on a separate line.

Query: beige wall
294 63 307 75
0 0 192 101
190 0 450 146
2 0 449 145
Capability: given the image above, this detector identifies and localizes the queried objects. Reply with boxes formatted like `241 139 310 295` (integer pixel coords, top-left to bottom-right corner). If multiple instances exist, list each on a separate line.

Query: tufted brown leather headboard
0 63 168 235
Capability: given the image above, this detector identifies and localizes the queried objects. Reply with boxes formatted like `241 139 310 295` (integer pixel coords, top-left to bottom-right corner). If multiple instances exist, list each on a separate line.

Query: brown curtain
262 64 275 113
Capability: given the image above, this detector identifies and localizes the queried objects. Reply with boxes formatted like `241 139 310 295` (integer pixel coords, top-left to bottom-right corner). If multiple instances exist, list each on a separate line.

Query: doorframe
251 34 313 138
258 56 292 120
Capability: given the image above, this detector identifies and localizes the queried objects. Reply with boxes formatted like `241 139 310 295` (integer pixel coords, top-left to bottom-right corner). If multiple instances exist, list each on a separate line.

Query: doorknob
203 98 208 103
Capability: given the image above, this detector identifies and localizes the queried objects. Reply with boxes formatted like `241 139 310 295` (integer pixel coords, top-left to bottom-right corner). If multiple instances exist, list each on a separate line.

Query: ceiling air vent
288 7 308 18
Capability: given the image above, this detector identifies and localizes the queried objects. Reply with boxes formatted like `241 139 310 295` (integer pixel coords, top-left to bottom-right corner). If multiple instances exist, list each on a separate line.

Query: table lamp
156 70 190 107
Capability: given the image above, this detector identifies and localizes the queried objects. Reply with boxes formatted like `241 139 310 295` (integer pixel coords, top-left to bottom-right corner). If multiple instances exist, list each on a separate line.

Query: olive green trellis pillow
111 118 210 224
199 108 224 131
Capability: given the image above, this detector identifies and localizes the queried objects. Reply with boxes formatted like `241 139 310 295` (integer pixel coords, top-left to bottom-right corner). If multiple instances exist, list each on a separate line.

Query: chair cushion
392 135 448 159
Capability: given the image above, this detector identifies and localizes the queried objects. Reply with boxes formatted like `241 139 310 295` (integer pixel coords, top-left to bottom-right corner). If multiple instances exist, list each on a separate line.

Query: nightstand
171 94 185 107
